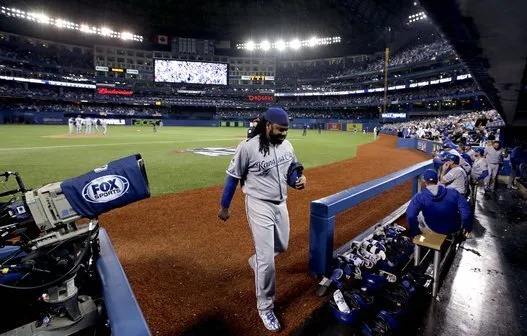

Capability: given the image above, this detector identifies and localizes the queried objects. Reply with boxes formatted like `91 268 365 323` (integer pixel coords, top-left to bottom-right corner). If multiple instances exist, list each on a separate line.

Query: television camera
0 154 150 335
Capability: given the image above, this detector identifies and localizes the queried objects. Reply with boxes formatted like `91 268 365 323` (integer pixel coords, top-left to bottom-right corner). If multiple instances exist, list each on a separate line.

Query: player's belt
265 199 283 205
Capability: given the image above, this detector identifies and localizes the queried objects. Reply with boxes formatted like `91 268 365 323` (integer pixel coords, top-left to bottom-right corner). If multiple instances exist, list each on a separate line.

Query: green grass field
0 125 374 195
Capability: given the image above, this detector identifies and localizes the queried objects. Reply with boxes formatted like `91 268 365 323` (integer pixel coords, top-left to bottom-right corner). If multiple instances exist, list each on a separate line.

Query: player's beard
269 131 286 145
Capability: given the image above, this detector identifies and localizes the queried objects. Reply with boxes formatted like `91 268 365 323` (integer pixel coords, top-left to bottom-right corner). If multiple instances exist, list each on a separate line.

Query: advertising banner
327 123 342 131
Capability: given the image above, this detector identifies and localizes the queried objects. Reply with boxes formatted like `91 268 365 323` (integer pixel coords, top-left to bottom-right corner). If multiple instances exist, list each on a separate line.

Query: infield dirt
100 134 429 335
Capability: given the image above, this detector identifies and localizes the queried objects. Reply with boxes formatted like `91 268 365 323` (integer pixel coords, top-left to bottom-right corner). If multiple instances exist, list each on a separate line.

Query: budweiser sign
247 95 274 102
97 88 133 96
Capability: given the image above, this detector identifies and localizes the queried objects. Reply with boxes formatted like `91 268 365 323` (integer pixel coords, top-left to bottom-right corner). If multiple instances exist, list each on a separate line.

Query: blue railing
308 159 434 276
96 228 151 335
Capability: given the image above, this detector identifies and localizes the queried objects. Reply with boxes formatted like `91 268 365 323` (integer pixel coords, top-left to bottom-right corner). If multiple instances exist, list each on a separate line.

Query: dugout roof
420 0 527 127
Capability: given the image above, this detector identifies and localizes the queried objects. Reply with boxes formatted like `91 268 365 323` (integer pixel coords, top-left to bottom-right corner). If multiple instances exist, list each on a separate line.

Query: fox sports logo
82 175 129 203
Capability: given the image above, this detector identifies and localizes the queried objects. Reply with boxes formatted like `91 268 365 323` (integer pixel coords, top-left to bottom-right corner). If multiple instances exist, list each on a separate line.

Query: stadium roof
420 0 527 127
3 0 417 55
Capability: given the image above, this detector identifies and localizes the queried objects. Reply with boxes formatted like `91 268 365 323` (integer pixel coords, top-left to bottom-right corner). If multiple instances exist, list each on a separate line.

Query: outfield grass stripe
0 137 302 151
0 139 240 151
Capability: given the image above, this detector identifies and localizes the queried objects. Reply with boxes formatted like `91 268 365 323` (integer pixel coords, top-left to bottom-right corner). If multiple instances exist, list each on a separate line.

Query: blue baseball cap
265 107 289 127
474 147 484 155
445 153 460 164
423 169 438 183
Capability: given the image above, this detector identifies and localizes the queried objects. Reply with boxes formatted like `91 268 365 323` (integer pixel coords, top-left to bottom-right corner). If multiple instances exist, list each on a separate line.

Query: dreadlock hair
253 116 270 156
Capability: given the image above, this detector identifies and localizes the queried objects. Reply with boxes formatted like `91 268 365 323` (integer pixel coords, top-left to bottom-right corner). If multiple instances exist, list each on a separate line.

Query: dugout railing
308 159 434 276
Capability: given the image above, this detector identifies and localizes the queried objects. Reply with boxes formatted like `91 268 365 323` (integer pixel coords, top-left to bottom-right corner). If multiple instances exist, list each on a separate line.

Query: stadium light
236 35 341 51
290 39 301 50
80 24 93 33
275 40 286 51
0 7 143 42
407 11 427 24
121 32 134 40
100 27 112 36
261 40 271 51
246 40 256 51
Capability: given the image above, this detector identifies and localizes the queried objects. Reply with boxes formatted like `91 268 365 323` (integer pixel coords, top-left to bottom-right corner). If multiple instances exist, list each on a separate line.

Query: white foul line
0 138 301 152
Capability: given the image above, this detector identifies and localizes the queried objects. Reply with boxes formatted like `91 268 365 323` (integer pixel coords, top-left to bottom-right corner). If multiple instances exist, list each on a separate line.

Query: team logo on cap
82 175 129 203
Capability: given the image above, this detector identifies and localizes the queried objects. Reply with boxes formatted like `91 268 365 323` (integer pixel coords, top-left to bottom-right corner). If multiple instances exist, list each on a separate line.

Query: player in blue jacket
508 143 526 189
407 169 473 238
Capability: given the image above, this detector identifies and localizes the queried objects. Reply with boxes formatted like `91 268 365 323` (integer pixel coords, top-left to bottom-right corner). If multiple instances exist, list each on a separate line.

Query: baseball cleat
248 255 256 271
258 310 281 332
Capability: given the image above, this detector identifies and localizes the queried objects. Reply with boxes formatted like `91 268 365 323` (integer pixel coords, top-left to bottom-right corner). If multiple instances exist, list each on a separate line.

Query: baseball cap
474 147 485 155
423 169 438 183
445 153 460 164
265 107 289 127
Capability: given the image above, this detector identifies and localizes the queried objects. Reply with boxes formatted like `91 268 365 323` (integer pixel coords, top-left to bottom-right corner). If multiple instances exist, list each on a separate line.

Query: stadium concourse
99 135 430 335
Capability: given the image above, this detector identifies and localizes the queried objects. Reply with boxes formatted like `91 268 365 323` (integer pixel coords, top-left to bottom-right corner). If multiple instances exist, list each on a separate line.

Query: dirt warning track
100 135 429 335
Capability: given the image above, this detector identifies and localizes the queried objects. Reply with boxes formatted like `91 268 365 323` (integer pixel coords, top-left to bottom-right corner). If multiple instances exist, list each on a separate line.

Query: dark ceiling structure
4 0 417 54
420 0 527 127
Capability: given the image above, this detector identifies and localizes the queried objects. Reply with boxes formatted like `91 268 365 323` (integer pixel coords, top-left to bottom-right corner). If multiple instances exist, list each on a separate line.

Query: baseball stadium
0 1 526 335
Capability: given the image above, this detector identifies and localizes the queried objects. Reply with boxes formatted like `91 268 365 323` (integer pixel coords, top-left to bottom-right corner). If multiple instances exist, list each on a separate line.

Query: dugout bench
413 228 461 297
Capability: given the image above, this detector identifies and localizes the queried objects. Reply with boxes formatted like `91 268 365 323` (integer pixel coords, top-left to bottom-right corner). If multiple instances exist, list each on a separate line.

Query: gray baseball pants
245 194 290 312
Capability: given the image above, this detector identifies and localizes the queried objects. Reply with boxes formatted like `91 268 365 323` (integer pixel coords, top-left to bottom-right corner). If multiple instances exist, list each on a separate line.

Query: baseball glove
287 161 304 187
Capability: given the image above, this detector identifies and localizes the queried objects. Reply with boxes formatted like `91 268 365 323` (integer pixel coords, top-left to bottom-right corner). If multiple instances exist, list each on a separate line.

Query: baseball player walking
218 107 306 332
94 119 101 134
84 117 91 135
68 117 75 135
470 148 489 202
101 119 108 135
75 115 83 134
484 140 505 192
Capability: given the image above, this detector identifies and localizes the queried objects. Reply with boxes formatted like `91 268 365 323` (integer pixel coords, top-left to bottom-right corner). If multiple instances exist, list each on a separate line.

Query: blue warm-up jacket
461 152 472 166
406 186 473 236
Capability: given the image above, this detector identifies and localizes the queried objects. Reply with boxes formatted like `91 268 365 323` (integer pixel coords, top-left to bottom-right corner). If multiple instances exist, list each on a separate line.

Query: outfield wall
0 110 380 130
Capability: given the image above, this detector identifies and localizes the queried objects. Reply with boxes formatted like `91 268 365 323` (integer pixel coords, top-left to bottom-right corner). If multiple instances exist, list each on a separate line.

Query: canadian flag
156 35 169 45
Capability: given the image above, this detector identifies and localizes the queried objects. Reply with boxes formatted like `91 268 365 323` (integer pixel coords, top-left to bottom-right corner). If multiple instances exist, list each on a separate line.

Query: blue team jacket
510 147 527 166
406 186 473 236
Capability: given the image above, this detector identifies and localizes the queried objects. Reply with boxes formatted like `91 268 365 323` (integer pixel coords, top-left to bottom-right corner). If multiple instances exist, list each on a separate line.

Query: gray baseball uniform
484 146 504 190
68 117 75 134
471 157 488 181
442 166 467 195
226 135 297 312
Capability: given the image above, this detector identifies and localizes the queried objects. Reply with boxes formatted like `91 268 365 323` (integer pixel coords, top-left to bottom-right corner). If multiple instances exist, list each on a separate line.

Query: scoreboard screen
154 59 228 85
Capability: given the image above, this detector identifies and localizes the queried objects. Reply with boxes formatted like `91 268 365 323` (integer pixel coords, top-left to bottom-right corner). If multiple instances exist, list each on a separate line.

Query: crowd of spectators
215 109 377 120
345 40 454 76
0 40 93 70
0 82 94 100
0 79 481 112
0 101 166 117
276 82 480 107
380 110 505 144
276 37 455 81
